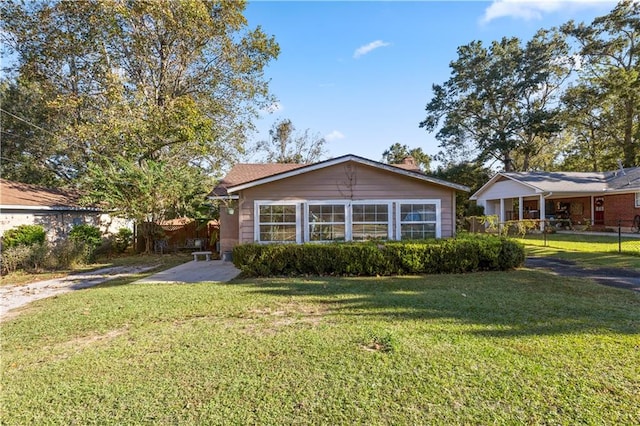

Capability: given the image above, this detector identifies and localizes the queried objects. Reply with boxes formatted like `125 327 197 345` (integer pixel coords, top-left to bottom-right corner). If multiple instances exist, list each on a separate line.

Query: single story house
0 179 131 242
210 154 470 254
470 167 640 231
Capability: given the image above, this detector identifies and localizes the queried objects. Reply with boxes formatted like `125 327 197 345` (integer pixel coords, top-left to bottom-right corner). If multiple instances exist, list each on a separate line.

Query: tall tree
561 0 640 168
0 0 279 179
420 29 572 171
0 78 63 185
256 118 327 163
559 85 622 171
429 162 492 217
1 0 279 229
381 143 431 171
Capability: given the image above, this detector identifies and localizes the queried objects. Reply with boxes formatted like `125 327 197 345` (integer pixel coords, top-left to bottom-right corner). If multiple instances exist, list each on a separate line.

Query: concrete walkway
135 260 240 284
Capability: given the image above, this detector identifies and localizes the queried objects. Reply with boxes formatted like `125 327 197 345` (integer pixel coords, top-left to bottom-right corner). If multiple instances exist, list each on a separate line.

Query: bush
232 235 525 277
1 243 50 274
69 224 103 261
113 228 133 253
2 225 46 248
69 224 102 247
49 239 92 269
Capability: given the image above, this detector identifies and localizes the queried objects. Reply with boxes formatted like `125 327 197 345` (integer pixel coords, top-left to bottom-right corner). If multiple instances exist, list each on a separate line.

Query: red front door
594 197 605 225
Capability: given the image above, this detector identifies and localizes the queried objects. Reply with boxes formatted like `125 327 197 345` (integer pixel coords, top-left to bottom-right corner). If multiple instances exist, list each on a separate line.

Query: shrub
1 245 32 274
2 225 46 248
69 224 102 247
1 243 50 274
113 228 133 253
69 224 103 261
232 235 525 277
49 239 91 269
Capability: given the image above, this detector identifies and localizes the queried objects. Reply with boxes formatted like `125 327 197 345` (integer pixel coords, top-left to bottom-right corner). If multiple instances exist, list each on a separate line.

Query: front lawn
516 232 640 269
1 270 638 424
518 232 640 256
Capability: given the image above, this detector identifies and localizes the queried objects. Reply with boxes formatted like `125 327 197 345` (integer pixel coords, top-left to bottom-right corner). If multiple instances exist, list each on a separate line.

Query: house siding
235 162 456 247
0 209 130 242
219 207 239 254
603 193 640 228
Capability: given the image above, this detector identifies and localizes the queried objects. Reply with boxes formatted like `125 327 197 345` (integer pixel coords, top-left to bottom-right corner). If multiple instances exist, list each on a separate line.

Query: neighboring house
470 167 640 231
0 179 131 241
210 154 469 255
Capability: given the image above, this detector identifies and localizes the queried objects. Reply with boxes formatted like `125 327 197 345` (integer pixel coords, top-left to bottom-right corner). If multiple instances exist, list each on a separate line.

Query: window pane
352 224 388 241
309 204 345 223
260 224 296 242
310 224 345 241
401 204 436 222
259 204 296 224
400 223 436 240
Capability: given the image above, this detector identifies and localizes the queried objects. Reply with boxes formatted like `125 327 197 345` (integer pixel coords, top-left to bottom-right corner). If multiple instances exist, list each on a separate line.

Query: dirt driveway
525 257 640 293
0 264 158 321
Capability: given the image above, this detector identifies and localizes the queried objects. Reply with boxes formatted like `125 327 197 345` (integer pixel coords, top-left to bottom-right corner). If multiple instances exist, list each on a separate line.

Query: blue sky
244 0 618 165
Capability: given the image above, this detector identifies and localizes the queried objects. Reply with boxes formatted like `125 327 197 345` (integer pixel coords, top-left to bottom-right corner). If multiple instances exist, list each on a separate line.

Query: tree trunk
622 97 636 167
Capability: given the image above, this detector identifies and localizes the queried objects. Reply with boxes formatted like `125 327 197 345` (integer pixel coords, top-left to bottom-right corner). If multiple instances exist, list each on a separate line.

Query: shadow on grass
225 269 640 337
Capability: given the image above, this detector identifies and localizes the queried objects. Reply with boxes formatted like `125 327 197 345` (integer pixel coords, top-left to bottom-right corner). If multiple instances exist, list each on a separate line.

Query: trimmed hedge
232 234 525 277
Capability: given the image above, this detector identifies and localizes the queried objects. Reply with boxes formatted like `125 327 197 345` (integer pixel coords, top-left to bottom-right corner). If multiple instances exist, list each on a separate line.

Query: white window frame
395 199 441 240
254 200 301 243
636 192 640 208
351 201 393 241
304 200 350 242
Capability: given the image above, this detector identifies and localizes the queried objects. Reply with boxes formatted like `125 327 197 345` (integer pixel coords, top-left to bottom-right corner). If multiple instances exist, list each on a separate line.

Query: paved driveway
525 257 640 293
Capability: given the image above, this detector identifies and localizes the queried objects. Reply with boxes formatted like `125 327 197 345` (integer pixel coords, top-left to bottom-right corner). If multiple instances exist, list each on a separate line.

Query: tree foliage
256 118 327 163
561 0 640 168
1 0 279 230
429 162 493 217
420 29 572 172
381 143 432 171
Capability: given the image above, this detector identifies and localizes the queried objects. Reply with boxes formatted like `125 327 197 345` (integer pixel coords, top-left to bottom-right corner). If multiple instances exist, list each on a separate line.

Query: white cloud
481 0 614 24
325 130 345 141
353 40 391 59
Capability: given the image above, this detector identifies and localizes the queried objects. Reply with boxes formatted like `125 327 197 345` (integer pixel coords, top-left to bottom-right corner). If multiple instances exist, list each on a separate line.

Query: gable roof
471 167 640 200
211 154 469 197
210 163 306 197
0 179 99 211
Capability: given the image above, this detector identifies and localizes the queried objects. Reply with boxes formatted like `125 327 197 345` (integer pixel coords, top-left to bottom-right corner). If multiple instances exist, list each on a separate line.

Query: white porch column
518 196 524 221
539 195 546 231
499 198 505 223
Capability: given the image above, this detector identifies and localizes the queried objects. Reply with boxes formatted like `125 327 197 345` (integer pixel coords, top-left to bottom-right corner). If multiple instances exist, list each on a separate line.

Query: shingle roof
471 167 640 200
502 167 640 192
211 163 306 196
0 179 95 209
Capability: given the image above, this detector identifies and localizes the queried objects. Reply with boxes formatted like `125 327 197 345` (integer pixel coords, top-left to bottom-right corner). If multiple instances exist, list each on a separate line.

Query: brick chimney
402 156 417 167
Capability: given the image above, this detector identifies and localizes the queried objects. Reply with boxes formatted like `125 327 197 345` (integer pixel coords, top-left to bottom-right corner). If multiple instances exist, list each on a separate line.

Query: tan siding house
0 179 131 241
211 155 469 255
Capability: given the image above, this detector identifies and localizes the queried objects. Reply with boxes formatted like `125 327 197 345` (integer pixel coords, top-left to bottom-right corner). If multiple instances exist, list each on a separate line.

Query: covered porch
472 175 602 230
482 194 599 230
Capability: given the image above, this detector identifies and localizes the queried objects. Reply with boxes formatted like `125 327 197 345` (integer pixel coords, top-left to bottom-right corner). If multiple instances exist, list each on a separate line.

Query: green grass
516 232 640 269
2 271 639 424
